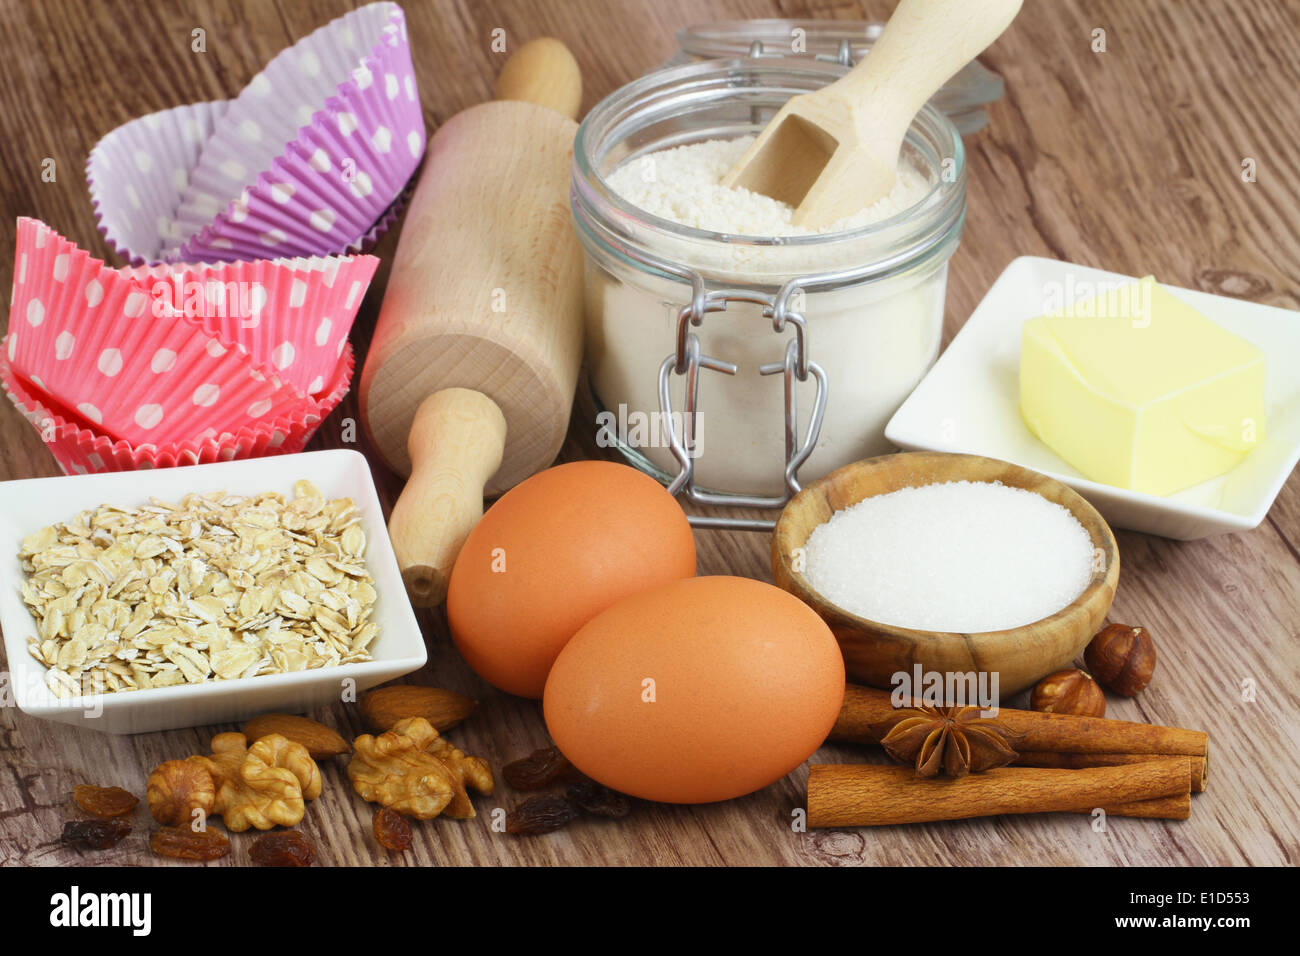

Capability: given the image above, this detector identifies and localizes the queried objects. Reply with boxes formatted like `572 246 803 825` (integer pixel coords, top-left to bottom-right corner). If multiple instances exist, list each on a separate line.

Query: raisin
506 794 579 835
373 808 412 851
249 830 316 867
150 826 230 861
61 817 132 850
503 746 581 790
566 780 631 819
73 784 139 819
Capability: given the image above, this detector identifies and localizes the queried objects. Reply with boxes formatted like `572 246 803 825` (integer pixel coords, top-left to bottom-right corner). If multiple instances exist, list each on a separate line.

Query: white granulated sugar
606 136 930 237
803 481 1095 633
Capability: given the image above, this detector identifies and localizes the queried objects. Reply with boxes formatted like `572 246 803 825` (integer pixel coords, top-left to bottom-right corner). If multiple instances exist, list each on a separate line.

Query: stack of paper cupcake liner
3 218 368 471
1 343 353 474
87 1 424 265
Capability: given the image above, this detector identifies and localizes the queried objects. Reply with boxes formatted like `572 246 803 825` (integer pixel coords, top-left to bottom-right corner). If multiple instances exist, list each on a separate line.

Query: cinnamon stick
830 684 1209 787
1095 793 1191 820
1016 750 1208 792
807 758 1192 827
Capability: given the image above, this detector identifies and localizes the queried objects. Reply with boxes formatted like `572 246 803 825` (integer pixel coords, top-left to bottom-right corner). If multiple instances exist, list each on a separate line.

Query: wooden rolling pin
359 39 585 606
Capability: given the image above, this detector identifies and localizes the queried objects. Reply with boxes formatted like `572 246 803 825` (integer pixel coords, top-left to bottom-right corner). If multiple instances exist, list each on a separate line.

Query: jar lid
671 19 1004 134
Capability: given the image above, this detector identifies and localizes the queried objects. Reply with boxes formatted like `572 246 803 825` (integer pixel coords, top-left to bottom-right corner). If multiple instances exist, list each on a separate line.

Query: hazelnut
1030 668 1107 717
146 759 215 826
1085 623 1157 696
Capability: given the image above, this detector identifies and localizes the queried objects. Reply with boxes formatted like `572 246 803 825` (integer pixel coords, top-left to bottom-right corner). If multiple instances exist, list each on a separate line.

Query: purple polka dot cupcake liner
87 99 228 267
87 1 425 264
7 218 369 446
0 341 354 475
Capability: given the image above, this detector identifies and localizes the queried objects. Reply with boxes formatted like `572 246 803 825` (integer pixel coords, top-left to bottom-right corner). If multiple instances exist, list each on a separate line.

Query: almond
360 685 478 733
242 713 351 759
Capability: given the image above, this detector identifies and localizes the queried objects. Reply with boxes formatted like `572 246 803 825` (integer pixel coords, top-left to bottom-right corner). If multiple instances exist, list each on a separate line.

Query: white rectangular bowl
885 257 1300 539
0 449 426 733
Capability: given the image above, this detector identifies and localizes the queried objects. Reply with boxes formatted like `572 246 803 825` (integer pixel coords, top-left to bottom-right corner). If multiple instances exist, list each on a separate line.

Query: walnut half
146 733 323 833
348 717 493 820
197 732 323 832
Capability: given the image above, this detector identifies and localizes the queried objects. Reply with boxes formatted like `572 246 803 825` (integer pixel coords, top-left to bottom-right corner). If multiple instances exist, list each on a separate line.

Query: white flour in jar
607 136 931 237
588 135 947 496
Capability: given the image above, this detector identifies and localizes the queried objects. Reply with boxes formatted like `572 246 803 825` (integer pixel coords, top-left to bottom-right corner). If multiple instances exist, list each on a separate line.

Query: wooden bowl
771 452 1119 696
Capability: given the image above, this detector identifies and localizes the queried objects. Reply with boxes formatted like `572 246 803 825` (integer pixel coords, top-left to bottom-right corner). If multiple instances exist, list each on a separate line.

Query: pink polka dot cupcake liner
124 244 377 398
87 1 425 264
1 340 354 475
7 218 371 445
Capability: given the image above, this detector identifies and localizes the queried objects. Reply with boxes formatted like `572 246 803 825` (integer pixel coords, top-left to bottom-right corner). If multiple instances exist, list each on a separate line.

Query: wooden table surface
1 0 1297 867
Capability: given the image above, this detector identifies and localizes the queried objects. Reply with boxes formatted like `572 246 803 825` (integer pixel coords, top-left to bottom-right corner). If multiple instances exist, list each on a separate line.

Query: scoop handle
835 0 1022 141
493 37 582 119
388 389 507 607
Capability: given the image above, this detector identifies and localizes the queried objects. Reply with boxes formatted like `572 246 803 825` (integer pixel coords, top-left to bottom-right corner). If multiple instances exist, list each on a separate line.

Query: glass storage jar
571 59 967 525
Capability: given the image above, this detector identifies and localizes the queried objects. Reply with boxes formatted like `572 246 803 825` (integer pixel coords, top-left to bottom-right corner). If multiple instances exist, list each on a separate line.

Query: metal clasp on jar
740 38 856 128
745 37 857 67
658 276 828 531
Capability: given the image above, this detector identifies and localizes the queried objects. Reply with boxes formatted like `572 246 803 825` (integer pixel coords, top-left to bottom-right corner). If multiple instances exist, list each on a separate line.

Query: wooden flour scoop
359 39 585 607
724 0 1022 228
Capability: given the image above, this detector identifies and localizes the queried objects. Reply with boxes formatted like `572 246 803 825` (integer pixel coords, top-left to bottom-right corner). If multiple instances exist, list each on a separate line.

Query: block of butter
1020 276 1266 496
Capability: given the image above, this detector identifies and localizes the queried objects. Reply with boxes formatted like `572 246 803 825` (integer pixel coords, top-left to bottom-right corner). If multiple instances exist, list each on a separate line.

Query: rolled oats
18 482 379 697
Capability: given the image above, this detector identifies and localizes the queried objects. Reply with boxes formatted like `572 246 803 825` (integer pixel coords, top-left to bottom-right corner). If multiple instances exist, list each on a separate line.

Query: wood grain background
0 0 1297 866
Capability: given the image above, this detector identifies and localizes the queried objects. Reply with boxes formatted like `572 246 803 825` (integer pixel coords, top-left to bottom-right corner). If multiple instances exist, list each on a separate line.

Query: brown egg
543 576 845 804
446 461 696 698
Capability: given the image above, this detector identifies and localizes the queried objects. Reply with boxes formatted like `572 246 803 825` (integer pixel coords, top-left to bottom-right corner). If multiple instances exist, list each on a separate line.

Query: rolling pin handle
388 388 508 607
493 37 582 119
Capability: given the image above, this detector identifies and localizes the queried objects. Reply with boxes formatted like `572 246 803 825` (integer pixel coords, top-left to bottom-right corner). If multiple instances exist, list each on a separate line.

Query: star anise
871 705 1023 778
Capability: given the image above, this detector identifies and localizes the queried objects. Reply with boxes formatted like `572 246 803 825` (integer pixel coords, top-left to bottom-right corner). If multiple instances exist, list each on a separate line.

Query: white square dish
885 256 1300 539
0 449 426 733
